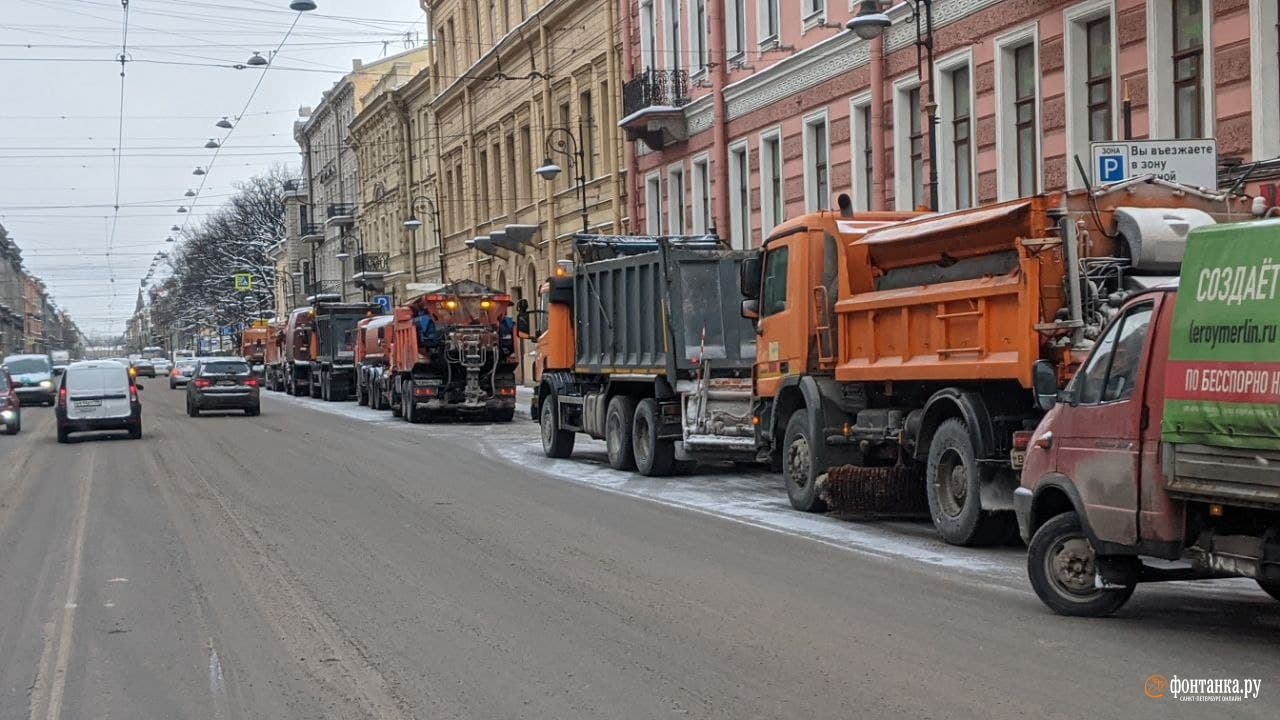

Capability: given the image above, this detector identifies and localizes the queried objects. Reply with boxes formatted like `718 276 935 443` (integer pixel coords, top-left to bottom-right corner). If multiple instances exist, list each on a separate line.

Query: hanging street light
290 0 318 10
204 138 220 149
193 166 206 176
216 116 234 129
184 189 196 197
246 51 269 67
177 207 188 213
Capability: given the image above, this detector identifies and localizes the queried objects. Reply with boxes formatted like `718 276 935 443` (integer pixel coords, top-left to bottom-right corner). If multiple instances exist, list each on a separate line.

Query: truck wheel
1027 512 1135 617
402 386 417 423
1258 580 1280 603
926 418 1010 546
633 398 675 476
783 412 827 512
540 394 575 459
390 383 402 417
605 396 638 471
356 380 367 406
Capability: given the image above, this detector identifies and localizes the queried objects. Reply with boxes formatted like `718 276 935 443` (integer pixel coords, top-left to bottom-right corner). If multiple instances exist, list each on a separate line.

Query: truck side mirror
517 298 529 313
516 312 531 339
741 298 760 321
1032 360 1058 411
740 253 762 299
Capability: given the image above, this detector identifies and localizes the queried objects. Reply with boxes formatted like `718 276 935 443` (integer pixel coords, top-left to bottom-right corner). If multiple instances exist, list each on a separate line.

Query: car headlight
39 380 52 389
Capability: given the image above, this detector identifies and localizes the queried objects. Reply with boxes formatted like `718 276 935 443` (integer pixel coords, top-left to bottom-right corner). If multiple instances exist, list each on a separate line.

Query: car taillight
171 368 179 377
1012 431 1033 451
58 387 67 407
244 378 258 387
193 378 211 388
129 384 138 402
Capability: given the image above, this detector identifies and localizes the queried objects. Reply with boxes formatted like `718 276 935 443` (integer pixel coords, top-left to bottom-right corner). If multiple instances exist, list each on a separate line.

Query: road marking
29 450 95 720
107 577 129 583
208 639 228 720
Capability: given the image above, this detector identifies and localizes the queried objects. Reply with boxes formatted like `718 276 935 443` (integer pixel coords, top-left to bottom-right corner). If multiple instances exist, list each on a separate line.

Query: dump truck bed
572 236 755 378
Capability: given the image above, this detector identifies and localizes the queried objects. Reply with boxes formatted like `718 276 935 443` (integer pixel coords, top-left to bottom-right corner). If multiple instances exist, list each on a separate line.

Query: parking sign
372 294 392 313
1090 139 1217 188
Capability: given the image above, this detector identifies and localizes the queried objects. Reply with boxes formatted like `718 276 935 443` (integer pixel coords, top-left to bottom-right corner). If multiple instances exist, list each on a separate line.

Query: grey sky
0 0 426 336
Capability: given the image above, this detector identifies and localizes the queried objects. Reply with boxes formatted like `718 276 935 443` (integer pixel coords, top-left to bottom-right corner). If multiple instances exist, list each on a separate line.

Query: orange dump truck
371 280 518 422
264 318 286 391
354 314 395 407
740 179 1251 546
240 324 270 378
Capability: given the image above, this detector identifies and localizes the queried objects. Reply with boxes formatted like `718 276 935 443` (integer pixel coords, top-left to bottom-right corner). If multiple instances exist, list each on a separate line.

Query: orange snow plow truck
739 179 1253 546
370 280 519 422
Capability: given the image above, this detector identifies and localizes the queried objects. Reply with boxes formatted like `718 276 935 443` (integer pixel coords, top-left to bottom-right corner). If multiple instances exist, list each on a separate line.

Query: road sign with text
1091 139 1217 188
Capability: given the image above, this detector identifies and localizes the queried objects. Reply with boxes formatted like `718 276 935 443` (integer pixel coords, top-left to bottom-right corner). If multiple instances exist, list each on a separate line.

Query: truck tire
633 398 675 476
783 412 827 512
356 378 367 406
1258 580 1280 603
390 382 402 417
310 373 322 399
403 386 419 423
1027 511 1135 617
925 418 1012 546
605 396 638 471
540 394 575 459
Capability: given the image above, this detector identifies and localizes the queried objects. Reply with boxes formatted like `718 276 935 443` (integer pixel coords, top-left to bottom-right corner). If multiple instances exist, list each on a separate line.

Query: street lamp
848 0 938 212
403 193 446 282
204 139 220 149
216 117 234 129
537 123 590 233
246 51 269 67
289 0 317 10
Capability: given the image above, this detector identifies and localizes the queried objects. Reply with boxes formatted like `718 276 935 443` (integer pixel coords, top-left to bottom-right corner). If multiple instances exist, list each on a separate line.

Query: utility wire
106 0 130 331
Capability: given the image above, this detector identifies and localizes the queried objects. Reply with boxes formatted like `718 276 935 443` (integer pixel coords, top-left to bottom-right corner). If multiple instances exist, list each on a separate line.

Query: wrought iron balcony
352 252 389 276
620 68 691 150
325 203 356 228
300 222 324 241
305 279 342 298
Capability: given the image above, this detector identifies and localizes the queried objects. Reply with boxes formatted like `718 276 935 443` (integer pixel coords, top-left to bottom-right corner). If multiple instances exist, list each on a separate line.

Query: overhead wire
105 0 130 331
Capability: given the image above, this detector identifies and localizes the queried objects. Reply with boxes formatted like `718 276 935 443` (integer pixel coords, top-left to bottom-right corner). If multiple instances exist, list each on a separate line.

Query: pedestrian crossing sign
234 273 252 292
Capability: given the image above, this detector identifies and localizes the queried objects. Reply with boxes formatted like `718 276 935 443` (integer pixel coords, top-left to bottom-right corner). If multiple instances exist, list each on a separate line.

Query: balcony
305 279 342 299
352 252 389 291
325 203 356 228
282 178 308 200
620 68 691 150
300 222 325 243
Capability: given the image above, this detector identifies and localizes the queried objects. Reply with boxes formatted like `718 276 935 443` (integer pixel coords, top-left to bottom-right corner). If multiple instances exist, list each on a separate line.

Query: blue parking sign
1098 154 1125 183
372 294 392 313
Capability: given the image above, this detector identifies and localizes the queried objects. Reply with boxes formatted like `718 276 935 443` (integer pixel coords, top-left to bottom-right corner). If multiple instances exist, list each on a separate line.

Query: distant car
0 368 21 435
169 359 198 388
2 354 55 406
152 358 172 376
55 360 143 442
132 358 156 378
186 358 260 416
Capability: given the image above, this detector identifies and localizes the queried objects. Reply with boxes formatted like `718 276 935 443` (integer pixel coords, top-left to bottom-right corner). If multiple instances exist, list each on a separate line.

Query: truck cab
1017 220 1280 615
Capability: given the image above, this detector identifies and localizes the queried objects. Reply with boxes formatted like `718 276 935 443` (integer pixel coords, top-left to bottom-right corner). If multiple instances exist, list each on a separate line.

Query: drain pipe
870 35 887 211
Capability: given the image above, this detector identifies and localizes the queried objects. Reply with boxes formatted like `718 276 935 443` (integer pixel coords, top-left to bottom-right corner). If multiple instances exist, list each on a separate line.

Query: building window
1085 17 1112 142
942 62 973 210
995 28 1039 201
803 0 824 20
1250 0 1280 160
892 79 922 210
580 90 596 180
691 156 711 235
519 124 532 202
691 0 709 74
758 0 780 42
558 102 572 192
491 141 503 217
908 88 925 209
478 148 490 219
1172 0 1204 138
664 0 681 72
726 0 746 58
640 0 656 71
759 130 783 234
667 164 686 234
505 133 517 211
728 141 751 249
645 172 662 234
851 97 873 211
1014 45 1037 197
803 112 829 212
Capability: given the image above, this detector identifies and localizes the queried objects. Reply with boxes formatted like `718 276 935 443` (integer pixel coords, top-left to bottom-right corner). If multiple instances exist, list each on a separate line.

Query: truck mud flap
818 464 928 517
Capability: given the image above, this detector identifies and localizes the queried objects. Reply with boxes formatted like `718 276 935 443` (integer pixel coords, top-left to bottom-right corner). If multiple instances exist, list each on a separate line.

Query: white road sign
1091 138 1217 188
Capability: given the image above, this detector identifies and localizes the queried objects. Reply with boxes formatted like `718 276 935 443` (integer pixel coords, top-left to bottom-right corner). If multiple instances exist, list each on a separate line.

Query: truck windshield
1073 303 1153 404
5 357 50 375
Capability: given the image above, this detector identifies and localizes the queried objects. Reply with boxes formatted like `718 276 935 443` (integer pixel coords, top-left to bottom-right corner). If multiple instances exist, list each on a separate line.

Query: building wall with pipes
625 0 1277 250
414 0 627 307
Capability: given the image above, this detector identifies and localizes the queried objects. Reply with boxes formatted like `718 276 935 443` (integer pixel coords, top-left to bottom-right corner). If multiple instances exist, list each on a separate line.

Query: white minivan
55 360 143 442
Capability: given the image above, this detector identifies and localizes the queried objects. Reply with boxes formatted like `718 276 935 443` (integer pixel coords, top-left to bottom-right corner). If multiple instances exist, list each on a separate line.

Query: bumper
58 410 140 434
171 377 191 386
411 396 515 413
135 369 156 377
1014 486 1034 544
14 387 54 404
193 391 259 410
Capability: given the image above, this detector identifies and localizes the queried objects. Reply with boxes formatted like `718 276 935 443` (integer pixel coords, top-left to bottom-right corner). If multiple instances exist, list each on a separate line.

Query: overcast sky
0 0 426 336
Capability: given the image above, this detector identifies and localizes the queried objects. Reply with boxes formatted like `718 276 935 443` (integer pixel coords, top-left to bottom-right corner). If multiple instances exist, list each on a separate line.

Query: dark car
186 359 260 416
132 358 156 378
0 368 21 435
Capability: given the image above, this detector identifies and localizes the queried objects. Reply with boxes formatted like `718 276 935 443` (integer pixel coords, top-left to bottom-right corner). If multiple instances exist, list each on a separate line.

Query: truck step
818 464 928 517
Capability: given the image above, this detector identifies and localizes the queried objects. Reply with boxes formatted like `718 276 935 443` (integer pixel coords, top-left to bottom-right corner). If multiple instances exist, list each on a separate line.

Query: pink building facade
620 0 1280 249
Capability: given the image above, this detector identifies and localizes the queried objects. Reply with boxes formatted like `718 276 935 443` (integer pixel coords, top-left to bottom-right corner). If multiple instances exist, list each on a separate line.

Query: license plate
217 380 236 386
74 400 102 409
1010 449 1027 470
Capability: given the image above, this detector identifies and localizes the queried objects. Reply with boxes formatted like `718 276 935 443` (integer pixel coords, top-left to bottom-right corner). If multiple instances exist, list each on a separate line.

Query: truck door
1054 301 1156 545
755 232 808 398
